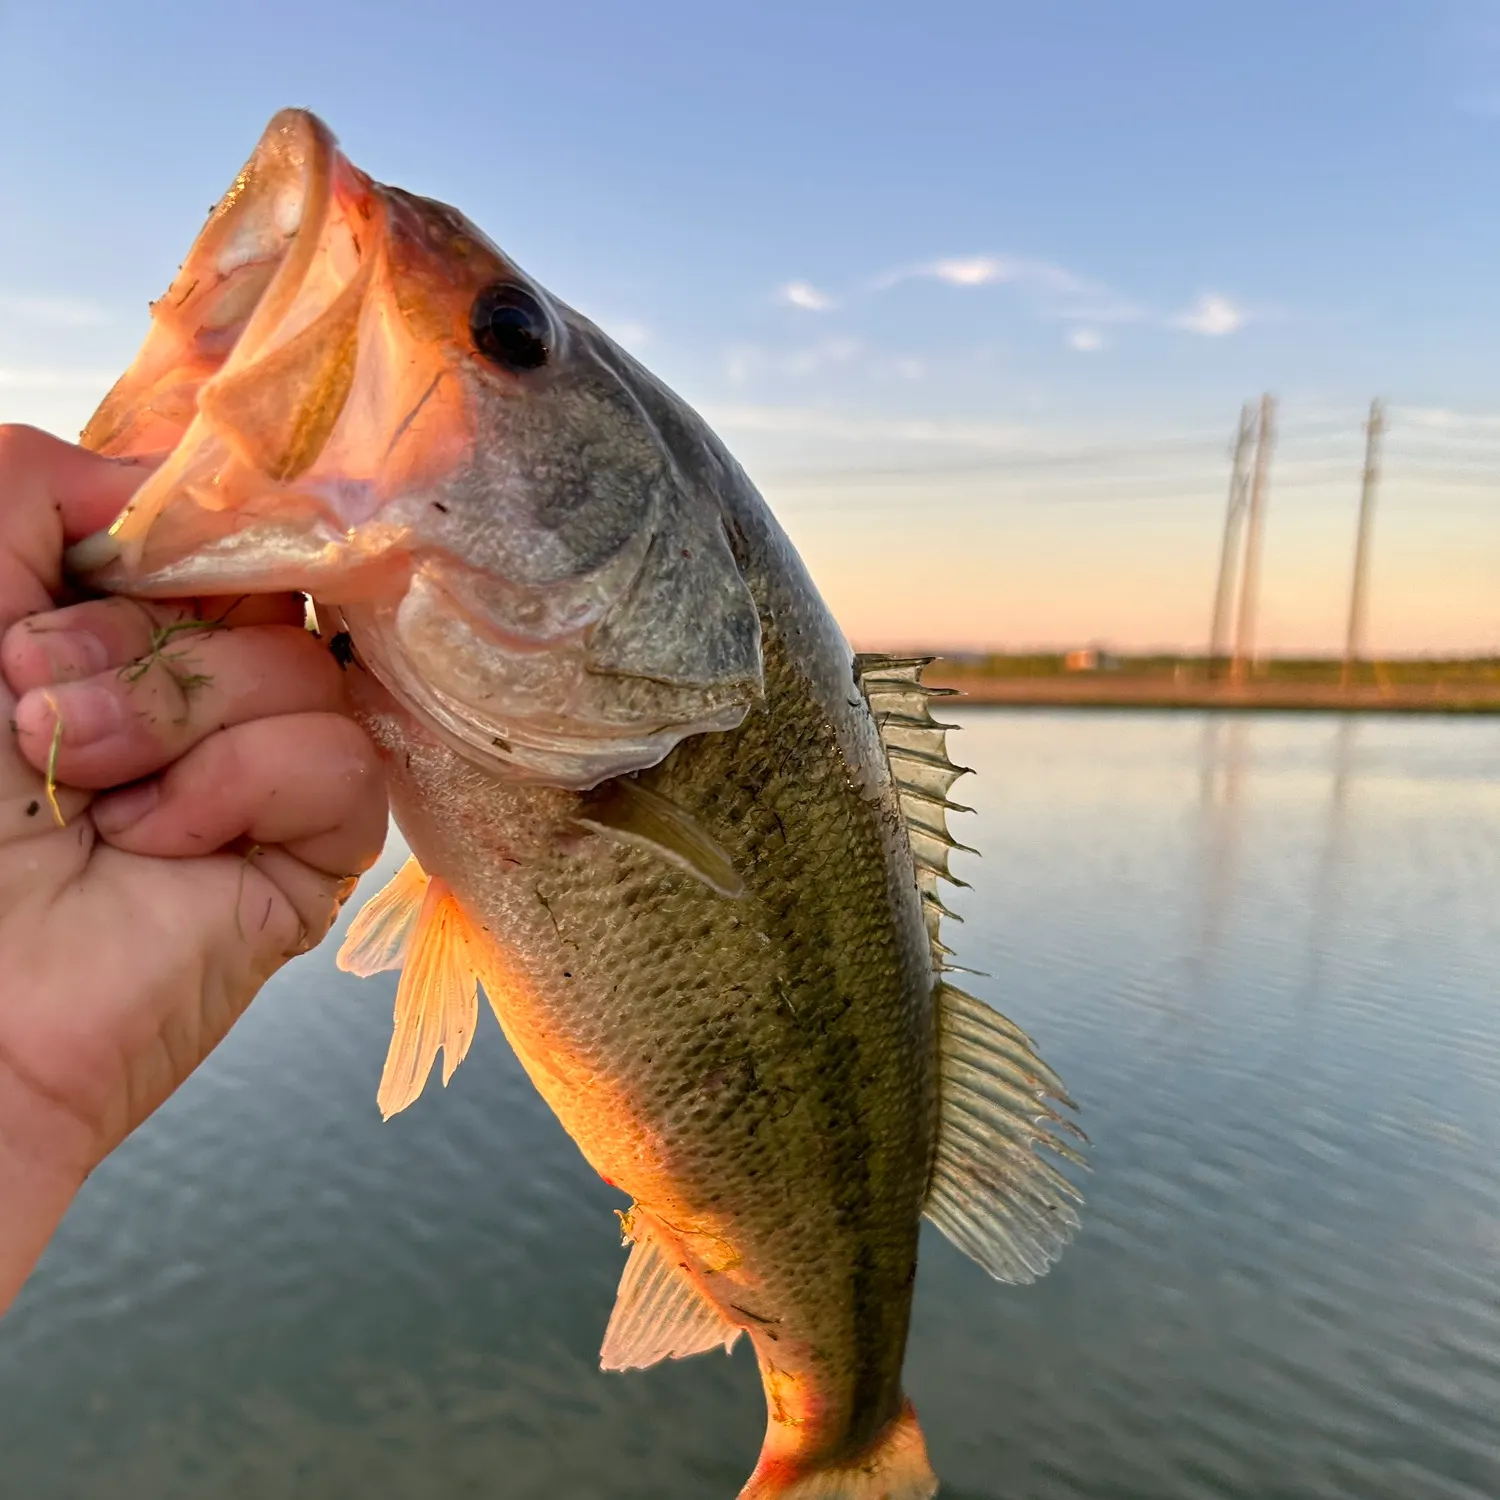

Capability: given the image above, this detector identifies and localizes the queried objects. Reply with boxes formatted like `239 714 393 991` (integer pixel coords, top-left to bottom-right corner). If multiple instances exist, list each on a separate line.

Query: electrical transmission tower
1205 395 1277 688
1341 399 1385 691
1229 395 1276 687
1207 403 1256 680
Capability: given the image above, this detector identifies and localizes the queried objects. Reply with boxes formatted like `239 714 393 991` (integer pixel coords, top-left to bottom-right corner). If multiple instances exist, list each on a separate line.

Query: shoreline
924 674 1500 714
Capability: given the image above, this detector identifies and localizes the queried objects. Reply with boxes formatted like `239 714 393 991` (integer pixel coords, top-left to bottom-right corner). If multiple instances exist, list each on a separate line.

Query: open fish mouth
68 109 436 598
66 109 763 788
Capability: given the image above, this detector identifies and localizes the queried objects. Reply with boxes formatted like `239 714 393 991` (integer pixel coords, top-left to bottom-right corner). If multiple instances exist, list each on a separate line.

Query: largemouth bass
69 110 1084 1499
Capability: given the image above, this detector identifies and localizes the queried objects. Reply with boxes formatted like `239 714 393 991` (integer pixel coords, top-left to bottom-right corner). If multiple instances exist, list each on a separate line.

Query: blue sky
3 0 1500 652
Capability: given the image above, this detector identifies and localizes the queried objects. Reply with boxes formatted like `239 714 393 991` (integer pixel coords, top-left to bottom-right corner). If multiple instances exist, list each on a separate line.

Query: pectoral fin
575 778 745 899
337 855 429 976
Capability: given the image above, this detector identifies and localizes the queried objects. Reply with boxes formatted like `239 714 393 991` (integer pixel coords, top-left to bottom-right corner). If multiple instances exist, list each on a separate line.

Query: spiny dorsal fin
855 654 975 972
337 857 480 1120
600 1210 742 1371
924 982 1087 1284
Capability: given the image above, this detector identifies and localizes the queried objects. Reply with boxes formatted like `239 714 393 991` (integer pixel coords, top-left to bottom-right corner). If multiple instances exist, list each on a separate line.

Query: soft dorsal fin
856 655 1087 1281
337 857 480 1120
854 655 977 967
600 1209 742 1371
924 982 1086 1283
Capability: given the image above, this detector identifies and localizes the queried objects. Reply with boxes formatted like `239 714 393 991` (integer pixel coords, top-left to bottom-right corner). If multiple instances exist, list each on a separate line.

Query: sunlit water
4 711 1500 1499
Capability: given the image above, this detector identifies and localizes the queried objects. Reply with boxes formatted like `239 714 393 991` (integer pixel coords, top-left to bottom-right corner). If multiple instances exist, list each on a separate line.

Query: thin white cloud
704 403 1039 450
777 280 837 311
724 346 755 386
1068 328 1105 353
727 338 863 384
1397 405 1500 432
931 257 1011 287
0 295 113 329
1053 296 1147 326
874 254 1093 297
608 320 650 348
1400 407 1464 430
1170 293 1248 337
786 337 861 375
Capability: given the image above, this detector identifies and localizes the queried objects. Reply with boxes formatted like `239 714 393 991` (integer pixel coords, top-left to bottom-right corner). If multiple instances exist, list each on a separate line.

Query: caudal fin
738 1399 938 1500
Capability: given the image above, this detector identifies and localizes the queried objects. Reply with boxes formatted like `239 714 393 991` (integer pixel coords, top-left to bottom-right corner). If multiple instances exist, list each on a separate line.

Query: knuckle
195 720 252 789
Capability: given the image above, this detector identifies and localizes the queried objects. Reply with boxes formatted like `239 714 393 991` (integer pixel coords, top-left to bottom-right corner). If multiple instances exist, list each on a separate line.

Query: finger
0 426 155 619
0 679 93 841
2 594 308 692
92 712 386 867
12 624 346 789
0 430 155 818
92 712 388 948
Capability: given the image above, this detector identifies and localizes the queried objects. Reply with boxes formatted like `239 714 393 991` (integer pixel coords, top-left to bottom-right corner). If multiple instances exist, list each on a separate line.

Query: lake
4 710 1499 1499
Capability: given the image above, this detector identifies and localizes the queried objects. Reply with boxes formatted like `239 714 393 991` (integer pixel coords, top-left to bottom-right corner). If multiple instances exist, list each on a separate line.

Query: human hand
0 425 387 1316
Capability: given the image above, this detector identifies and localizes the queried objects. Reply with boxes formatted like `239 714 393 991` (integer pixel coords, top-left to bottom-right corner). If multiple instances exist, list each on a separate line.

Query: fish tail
738 1398 937 1500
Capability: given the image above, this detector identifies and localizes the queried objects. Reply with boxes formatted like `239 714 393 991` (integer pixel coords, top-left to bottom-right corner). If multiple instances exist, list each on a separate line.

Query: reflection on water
4 711 1500 1499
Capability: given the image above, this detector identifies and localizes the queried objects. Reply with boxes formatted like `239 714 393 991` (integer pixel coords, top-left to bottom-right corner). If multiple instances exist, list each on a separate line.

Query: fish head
70 109 763 788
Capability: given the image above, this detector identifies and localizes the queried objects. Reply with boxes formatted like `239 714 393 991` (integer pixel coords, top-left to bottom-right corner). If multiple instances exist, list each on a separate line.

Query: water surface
4 711 1499 1499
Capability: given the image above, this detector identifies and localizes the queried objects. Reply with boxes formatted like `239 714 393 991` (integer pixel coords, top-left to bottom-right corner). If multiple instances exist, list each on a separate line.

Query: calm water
4 711 1500 1499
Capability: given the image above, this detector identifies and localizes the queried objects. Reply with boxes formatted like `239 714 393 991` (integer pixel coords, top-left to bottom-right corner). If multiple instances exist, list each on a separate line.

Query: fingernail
30 627 108 682
17 683 123 747
92 780 159 834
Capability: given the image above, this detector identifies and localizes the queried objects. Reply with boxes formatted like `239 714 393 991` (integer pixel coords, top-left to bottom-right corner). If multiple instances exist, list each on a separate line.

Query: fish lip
81 108 339 458
65 516 415 600
202 108 340 376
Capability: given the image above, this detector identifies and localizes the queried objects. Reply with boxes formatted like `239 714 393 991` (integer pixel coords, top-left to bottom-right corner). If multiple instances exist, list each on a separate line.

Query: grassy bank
914 654 1500 712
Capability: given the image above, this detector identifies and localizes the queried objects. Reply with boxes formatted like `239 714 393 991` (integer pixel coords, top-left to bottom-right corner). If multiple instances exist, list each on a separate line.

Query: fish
69 109 1086 1499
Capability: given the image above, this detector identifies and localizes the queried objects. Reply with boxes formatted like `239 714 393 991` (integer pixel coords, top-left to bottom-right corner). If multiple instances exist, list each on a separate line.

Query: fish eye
470 283 552 372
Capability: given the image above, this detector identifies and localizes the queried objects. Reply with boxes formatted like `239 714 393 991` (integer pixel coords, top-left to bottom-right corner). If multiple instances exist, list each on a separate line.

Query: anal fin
600 1211 742 1371
924 983 1087 1284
